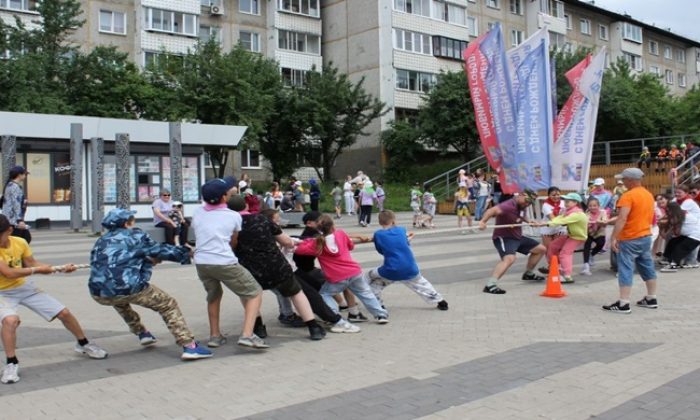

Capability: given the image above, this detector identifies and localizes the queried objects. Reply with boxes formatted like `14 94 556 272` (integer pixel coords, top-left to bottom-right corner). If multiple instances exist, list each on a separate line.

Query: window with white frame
433 1 467 26
396 69 437 93
677 49 686 63
0 0 36 12
598 24 608 40
199 25 221 43
649 40 659 55
468 16 478 37
99 10 126 35
664 45 672 59
241 150 261 168
278 0 320 18
579 18 591 35
393 0 431 17
394 29 432 55
665 69 673 84
622 23 642 43
540 0 563 17
549 32 566 50
240 0 260 14
278 30 320 54
511 29 524 47
623 52 642 71
564 14 571 30
509 0 522 15
486 0 499 9
649 65 660 77
239 31 261 52
678 73 686 87
281 67 307 86
144 8 197 36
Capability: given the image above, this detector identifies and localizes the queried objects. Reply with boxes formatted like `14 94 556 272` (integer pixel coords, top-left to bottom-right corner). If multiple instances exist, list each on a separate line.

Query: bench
142 225 196 244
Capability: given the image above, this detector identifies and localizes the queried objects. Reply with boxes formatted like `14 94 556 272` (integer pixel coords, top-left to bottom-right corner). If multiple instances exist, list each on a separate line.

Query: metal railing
671 150 700 193
422 154 489 201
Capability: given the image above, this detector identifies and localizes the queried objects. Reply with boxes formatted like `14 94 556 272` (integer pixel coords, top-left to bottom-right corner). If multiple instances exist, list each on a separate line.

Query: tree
673 84 700 134
302 65 387 181
551 47 590 110
417 70 478 162
380 120 424 182
259 89 308 180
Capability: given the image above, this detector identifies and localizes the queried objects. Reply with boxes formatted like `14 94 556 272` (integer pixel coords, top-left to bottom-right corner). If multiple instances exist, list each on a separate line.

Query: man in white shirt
343 175 355 215
192 178 268 349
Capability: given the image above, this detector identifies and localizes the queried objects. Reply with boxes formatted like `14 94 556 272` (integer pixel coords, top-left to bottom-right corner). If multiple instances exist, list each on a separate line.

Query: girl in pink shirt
295 215 389 323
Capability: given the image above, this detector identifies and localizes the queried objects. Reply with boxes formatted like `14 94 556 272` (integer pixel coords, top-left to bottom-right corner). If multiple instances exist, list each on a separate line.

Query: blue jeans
475 196 488 220
320 274 388 318
617 236 656 287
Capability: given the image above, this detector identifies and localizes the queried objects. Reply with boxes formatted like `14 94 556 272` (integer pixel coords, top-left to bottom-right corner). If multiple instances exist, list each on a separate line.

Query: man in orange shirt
604 168 657 313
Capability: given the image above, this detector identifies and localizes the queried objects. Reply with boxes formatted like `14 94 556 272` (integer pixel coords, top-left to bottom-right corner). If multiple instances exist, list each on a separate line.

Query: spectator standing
1 166 31 244
330 181 343 219
309 179 321 212
343 175 355 216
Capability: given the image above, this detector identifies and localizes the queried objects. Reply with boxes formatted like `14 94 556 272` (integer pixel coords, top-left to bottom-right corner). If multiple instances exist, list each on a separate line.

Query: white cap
172 201 183 206
238 180 248 189
593 178 605 186
294 180 302 186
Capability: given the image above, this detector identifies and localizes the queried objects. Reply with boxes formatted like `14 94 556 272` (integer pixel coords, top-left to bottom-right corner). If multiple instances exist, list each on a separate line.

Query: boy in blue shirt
364 210 448 310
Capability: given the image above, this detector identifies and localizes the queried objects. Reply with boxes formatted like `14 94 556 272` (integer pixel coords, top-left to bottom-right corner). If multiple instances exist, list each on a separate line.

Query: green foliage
674 85 700 134
417 70 478 161
551 47 590 110
259 89 307 180
380 120 424 182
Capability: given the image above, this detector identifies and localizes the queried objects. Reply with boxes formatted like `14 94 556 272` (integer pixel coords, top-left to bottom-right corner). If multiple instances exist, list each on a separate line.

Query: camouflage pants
92 285 194 347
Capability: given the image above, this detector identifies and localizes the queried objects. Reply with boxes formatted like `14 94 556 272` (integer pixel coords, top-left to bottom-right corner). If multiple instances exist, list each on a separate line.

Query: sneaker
308 324 326 341
589 256 596 267
278 313 306 328
348 312 369 322
330 319 361 333
522 272 545 281
376 316 389 324
138 331 157 346
537 266 550 275
1 363 19 384
561 275 575 284
254 318 268 339
580 263 592 276
656 259 671 266
207 335 227 348
598 249 607 255
483 284 506 294
237 334 270 349
181 342 213 360
636 297 658 309
682 263 700 269
602 300 631 314
660 264 679 273
74 342 109 359
437 300 449 311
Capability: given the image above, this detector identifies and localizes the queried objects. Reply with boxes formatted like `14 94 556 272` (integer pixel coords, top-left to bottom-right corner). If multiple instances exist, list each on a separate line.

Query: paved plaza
1 212 699 419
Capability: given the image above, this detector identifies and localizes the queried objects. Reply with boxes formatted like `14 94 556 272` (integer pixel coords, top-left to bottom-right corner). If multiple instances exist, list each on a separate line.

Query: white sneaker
580 263 592 276
1 363 19 384
330 319 361 333
589 256 596 267
74 342 109 359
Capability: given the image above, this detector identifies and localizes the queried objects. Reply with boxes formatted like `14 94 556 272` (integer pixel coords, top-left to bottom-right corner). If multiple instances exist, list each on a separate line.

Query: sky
591 0 700 42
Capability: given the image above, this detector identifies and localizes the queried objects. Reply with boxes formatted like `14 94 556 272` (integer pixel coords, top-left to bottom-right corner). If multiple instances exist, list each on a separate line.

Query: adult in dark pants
1 166 31 244
308 179 321 211
152 189 188 245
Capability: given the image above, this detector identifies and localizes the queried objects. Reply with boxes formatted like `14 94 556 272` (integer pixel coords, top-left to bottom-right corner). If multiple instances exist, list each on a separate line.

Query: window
549 32 566 50
649 40 659 55
622 23 642 43
145 8 198 36
579 18 591 35
509 0 522 14
487 21 496 31
396 69 437 93
467 16 478 37
649 65 660 77
679 73 686 87
239 31 261 52
665 69 673 84
144 51 184 68
623 52 642 71
564 14 571 30
677 49 686 63
279 0 320 17
486 0 499 9
664 45 672 59
433 1 467 26
0 0 36 12
99 10 126 35
278 30 320 54
199 25 221 43
432 36 468 60
281 67 307 86
393 0 431 17
598 24 608 40
241 150 261 168
511 29 524 47
395 29 432 55
540 0 563 17
240 0 260 14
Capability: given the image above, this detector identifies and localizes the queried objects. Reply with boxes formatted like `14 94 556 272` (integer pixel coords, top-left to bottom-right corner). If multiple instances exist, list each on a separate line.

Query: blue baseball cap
201 178 235 204
102 208 137 229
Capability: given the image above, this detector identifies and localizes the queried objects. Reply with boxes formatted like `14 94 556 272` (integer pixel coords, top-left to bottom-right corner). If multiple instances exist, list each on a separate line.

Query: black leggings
663 236 700 265
583 236 606 263
294 269 341 324
360 205 372 224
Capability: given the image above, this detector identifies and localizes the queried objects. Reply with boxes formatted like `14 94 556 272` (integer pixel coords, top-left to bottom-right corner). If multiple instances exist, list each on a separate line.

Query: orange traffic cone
540 256 567 298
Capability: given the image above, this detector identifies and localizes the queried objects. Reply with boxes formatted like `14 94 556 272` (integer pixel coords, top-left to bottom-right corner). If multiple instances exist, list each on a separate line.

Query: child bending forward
540 193 588 284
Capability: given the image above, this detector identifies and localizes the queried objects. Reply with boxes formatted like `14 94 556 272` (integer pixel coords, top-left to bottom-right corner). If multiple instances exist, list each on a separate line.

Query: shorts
334 198 342 207
456 204 470 217
275 275 302 297
195 264 262 302
493 236 541 259
0 282 65 322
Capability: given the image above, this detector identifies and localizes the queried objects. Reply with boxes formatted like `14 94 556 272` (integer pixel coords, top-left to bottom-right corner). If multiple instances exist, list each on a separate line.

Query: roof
561 0 700 48
0 111 247 147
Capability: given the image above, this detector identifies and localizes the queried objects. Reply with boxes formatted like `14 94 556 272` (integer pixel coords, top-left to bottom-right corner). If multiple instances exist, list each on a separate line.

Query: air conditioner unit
211 5 224 15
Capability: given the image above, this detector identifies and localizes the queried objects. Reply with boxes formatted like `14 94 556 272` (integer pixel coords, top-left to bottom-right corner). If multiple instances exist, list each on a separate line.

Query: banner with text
551 48 606 191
